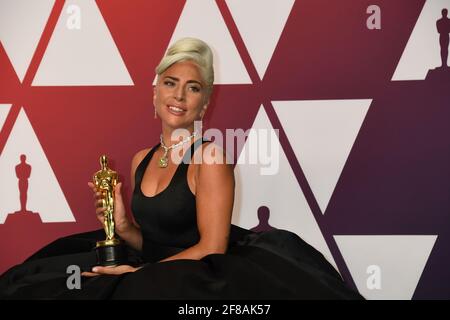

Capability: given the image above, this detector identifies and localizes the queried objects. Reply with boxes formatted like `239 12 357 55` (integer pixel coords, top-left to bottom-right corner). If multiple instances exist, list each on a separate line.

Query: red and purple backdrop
0 0 449 299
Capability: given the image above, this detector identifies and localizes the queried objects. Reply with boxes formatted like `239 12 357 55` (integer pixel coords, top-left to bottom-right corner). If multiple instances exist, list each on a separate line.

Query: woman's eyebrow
164 76 202 86
164 76 179 81
187 80 202 86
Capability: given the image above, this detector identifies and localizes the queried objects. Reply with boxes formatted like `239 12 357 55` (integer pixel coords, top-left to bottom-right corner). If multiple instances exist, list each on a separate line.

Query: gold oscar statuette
93 155 126 266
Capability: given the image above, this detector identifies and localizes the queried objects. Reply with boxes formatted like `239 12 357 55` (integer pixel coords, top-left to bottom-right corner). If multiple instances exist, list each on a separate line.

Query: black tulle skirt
0 226 363 300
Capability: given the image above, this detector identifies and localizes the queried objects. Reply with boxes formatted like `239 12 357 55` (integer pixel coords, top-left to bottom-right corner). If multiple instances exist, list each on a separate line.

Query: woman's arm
160 143 234 262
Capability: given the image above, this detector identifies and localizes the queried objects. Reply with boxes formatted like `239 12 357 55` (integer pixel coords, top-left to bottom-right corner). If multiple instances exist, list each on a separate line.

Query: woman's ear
153 85 157 105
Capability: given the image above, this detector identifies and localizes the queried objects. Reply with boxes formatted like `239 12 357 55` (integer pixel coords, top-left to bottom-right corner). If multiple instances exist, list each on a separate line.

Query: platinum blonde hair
155 37 214 96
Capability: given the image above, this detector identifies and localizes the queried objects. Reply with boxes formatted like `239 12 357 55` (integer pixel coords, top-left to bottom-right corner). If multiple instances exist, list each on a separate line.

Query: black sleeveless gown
0 139 363 299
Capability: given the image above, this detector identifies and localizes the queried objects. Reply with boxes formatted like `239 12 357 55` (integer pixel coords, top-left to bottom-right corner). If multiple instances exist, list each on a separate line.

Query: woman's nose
174 86 185 101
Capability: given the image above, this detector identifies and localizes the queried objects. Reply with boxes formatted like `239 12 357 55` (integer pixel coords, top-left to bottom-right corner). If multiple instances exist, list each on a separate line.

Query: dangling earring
154 108 157 119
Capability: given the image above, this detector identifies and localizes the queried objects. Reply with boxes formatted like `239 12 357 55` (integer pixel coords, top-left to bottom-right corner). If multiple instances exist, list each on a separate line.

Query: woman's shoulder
196 140 231 167
193 141 233 184
130 147 155 170
133 147 150 161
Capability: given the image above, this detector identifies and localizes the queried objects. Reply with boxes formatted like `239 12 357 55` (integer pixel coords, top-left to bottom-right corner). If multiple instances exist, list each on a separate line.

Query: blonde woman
0 38 363 300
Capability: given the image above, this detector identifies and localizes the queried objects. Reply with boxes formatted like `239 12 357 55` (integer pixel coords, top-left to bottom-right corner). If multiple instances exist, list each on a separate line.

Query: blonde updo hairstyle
155 37 214 99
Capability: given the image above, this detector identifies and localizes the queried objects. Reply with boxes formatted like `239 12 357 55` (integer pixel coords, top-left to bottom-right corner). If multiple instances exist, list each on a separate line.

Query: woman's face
154 60 208 131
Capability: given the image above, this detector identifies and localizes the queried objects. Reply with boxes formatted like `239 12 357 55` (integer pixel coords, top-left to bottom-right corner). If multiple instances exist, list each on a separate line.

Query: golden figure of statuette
92 155 126 266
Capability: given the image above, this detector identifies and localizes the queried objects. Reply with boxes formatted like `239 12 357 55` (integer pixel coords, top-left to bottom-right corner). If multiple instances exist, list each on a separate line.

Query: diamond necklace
158 131 198 168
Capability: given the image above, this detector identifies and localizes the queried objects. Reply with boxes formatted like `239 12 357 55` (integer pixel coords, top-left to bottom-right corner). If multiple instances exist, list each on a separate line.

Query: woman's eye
189 86 200 93
164 81 175 86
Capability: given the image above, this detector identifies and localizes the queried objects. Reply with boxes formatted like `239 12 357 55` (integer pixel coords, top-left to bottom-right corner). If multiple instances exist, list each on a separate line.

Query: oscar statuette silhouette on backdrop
4 154 41 224
93 155 127 266
16 154 32 214
427 8 450 81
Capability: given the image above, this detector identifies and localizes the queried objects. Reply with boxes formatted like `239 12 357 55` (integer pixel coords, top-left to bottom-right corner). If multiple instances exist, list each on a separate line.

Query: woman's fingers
81 271 100 277
90 265 136 275
82 265 140 277
92 191 102 199
88 182 101 195
96 207 106 215
95 199 104 207
89 182 107 224
87 182 96 191
89 181 124 225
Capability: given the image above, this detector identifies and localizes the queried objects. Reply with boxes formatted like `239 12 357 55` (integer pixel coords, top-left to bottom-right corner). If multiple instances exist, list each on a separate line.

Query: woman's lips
166 105 186 116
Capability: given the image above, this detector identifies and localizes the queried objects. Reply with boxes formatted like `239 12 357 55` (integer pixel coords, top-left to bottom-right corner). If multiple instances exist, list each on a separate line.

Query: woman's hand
87 181 131 234
81 265 142 277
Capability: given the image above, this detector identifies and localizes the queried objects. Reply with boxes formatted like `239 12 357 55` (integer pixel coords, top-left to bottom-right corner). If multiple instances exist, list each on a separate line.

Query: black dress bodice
131 138 209 260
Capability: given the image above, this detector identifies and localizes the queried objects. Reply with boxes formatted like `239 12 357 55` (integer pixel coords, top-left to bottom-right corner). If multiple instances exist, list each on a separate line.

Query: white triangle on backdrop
334 235 437 300
0 0 55 82
32 0 133 86
392 0 450 80
0 108 75 223
232 105 338 271
226 0 294 80
0 104 12 131
273 99 372 214
162 0 251 84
